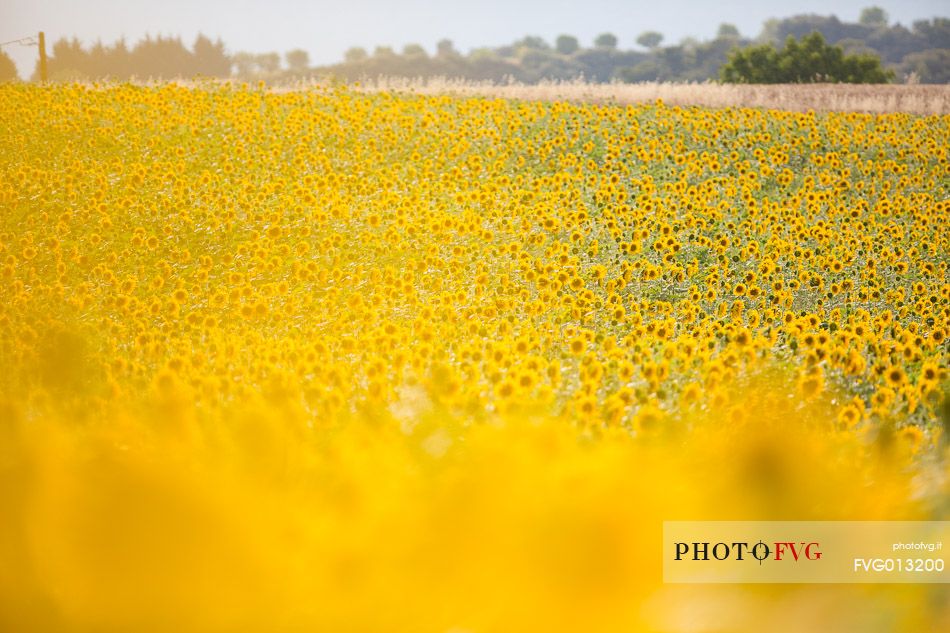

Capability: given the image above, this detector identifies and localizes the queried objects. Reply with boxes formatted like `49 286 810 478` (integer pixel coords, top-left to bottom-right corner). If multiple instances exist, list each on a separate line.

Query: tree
636 31 664 49
402 43 427 58
574 47 646 81
0 49 18 81
255 52 281 74
105 39 132 79
86 40 110 77
129 35 194 79
436 39 458 58
232 52 257 77
912 18 949 50
555 34 579 55
594 33 618 49
759 14 867 46
859 6 888 28
717 24 740 39
514 36 549 50
720 31 893 83
45 37 89 79
373 46 396 59
901 48 950 84
344 47 368 63
194 35 231 77
285 49 310 72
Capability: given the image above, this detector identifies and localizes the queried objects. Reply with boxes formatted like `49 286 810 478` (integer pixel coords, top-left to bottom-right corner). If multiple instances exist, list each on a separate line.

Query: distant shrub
721 32 894 83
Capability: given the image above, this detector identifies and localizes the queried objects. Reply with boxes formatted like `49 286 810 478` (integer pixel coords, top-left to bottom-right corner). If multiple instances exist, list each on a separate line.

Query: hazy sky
2 0 946 77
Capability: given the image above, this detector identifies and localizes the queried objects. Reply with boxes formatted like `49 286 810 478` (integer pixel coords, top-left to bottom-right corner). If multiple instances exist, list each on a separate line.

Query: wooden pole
38 31 47 82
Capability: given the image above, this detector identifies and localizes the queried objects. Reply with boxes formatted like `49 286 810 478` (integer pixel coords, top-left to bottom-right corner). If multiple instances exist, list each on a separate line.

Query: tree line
1 34 231 82
324 9 944 84
0 7 946 84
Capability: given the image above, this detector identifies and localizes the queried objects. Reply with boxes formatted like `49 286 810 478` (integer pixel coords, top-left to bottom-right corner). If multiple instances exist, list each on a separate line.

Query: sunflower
884 366 907 388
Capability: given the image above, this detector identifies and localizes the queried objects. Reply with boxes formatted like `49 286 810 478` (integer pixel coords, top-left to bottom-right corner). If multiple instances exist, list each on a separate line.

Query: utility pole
38 31 48 82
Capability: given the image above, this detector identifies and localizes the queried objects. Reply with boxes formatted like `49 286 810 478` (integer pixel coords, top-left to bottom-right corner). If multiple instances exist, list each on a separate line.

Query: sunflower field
0 82 948 631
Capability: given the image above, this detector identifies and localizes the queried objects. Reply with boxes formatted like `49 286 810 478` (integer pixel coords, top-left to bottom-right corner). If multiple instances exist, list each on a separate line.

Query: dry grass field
352 78 950 115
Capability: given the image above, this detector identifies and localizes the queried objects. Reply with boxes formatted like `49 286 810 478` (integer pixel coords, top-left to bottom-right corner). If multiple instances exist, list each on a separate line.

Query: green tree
717 24 740 39
912 18 949 50
555 34 579 55
901 48 950 84
720 32 893 83
514 36 549 50
594 33 618 49
0 49 17 81
859 6 888 28
636 31 664 49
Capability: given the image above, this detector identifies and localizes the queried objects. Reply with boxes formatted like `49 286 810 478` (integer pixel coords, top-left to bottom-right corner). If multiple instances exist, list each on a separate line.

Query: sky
2 0 946 78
